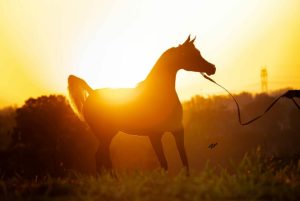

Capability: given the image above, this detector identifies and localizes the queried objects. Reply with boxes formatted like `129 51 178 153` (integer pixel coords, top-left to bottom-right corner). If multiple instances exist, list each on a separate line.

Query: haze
1 0 300 107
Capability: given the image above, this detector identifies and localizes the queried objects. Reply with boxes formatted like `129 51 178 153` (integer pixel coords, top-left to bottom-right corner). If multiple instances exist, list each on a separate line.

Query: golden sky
0 0 300 107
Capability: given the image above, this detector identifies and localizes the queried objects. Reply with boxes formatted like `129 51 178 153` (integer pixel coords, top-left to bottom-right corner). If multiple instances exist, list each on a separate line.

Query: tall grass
1 150 299 201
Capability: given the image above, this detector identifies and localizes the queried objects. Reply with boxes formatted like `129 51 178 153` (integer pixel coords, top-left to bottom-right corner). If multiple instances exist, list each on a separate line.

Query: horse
68 36 216 174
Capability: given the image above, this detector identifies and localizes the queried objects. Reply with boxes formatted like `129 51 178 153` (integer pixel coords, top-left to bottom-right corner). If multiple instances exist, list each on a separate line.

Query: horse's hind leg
95 133 114 174
172 127 190 175
148 134 168 171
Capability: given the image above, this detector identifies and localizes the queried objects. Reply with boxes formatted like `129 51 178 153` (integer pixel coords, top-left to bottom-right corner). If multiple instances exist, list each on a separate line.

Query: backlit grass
1 150 299 201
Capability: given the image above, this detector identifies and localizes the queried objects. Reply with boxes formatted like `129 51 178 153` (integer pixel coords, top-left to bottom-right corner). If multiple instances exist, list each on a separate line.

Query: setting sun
1 0 300 107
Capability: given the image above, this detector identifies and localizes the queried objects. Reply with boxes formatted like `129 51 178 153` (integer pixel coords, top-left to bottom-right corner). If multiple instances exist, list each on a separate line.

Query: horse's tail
67 75 93 120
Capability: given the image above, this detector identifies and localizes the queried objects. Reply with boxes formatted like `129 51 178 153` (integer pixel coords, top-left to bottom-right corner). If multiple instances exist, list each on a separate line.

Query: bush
0 95 97 177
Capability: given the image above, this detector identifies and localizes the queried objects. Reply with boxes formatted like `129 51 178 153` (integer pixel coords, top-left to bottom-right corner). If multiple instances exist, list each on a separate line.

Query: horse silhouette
68 36 216 174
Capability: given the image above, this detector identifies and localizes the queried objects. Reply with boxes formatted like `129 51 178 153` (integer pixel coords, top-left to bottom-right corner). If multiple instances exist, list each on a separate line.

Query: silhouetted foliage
178 91 300 172
0 107 17 177
0 95 97 178
0 106 16 150
0 91 299 177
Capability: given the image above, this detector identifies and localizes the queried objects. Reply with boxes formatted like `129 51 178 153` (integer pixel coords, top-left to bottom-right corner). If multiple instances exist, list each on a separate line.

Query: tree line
0 90 299 177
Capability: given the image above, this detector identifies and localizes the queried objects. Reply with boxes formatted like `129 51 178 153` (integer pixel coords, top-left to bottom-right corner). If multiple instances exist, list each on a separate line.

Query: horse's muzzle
207 65 216 76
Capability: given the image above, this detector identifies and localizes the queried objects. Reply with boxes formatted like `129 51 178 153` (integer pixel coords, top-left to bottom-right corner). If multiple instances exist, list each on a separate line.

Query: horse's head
175 36 216 75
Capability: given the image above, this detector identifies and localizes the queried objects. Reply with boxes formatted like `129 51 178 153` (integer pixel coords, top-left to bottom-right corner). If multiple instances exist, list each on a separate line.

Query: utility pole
261 66 268 93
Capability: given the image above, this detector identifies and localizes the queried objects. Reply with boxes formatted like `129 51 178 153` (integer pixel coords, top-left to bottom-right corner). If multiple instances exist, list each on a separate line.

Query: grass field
1 150 299 201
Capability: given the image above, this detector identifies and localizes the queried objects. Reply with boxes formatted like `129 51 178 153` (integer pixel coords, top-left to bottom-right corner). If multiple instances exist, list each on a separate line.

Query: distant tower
261 66 268 93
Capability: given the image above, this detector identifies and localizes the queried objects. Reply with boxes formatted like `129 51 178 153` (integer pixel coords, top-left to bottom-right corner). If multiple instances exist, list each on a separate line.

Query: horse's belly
84 89 183 134
85 102 181 134
117 104 183 134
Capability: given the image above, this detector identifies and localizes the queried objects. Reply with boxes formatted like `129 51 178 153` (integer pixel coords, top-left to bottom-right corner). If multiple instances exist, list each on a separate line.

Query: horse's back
93 88 139 106
84 88 137 116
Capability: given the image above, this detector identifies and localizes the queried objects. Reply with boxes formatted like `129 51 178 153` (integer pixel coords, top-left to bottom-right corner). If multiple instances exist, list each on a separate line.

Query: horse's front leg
172 127 190 175
148 134 168 171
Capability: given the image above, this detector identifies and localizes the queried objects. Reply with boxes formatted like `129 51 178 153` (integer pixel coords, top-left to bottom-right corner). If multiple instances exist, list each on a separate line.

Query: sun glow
1 0 300 107
72 35 158 89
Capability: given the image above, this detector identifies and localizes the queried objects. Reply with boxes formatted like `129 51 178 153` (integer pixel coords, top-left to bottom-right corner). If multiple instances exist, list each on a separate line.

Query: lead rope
201 73 300 126
291 98 300 110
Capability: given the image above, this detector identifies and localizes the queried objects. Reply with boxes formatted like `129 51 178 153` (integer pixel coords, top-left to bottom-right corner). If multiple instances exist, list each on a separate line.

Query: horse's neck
142 59 178 95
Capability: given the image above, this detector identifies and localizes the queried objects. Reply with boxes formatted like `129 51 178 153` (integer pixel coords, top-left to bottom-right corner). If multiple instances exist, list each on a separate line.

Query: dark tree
7 95 96 177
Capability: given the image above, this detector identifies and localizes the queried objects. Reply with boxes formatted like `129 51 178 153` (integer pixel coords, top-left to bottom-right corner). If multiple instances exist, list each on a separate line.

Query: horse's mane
135 47 178 88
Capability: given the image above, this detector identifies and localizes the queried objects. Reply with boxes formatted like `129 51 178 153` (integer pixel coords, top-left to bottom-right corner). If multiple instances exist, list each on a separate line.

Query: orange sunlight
0 0 300 107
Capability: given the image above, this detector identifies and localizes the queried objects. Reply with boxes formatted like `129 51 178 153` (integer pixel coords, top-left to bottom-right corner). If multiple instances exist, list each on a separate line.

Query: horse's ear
190 36 196 44
183 35 191 45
